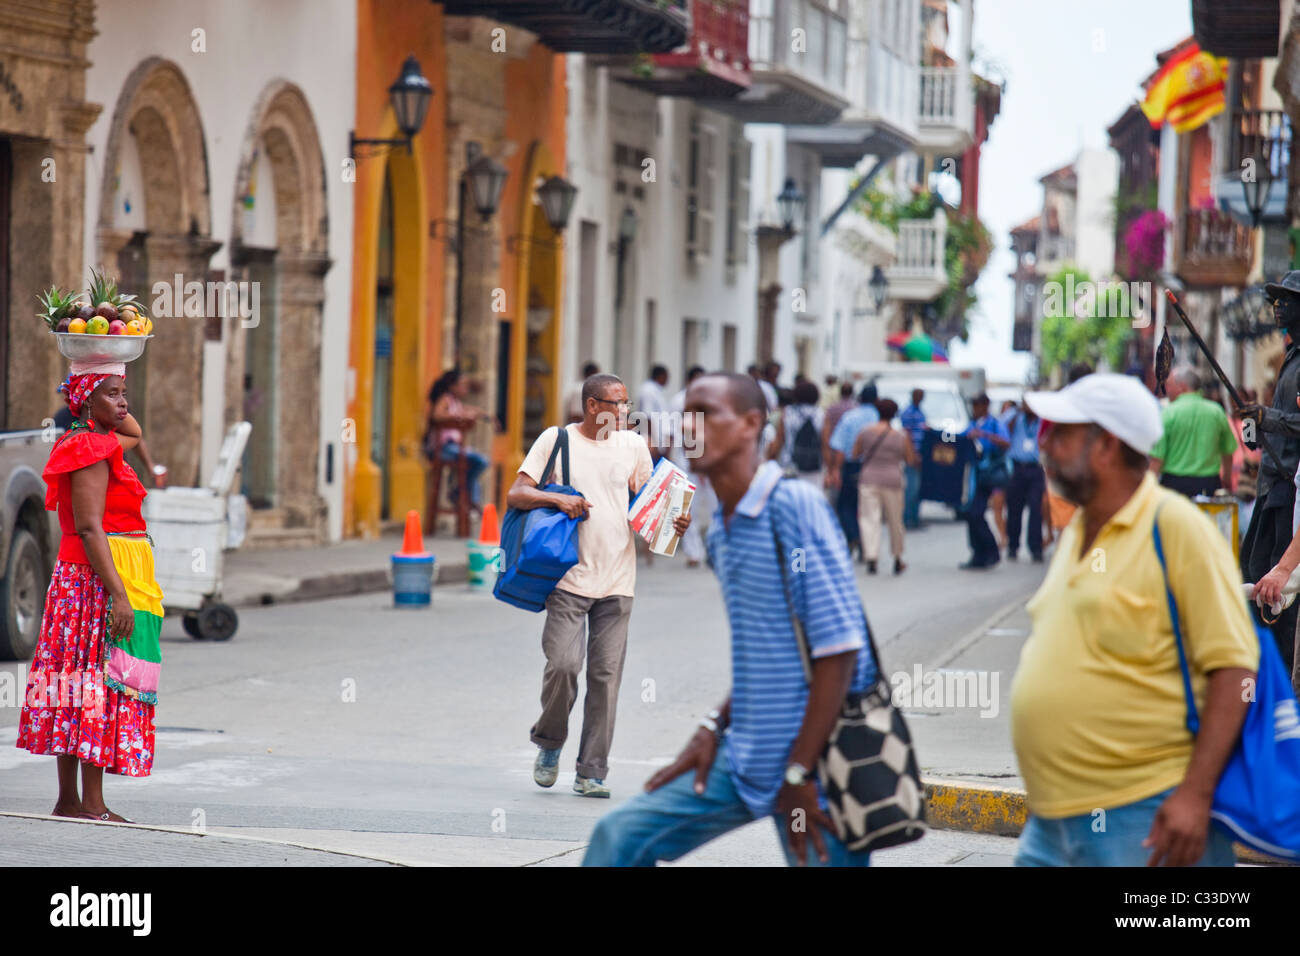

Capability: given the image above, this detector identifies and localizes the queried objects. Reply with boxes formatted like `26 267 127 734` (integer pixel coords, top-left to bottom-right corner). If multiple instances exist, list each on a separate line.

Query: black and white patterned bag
771 495 926 853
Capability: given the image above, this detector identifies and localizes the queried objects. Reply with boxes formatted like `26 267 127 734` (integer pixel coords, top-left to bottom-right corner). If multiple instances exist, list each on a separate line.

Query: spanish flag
1140 42 1227 134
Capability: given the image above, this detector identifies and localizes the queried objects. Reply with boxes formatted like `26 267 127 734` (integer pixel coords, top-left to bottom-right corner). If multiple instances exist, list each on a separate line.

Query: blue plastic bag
1154 516 1300 860
494 427 585 612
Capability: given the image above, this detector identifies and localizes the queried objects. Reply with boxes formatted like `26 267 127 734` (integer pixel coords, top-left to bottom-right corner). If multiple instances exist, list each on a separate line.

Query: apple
86 316 109 335
108 319 127 335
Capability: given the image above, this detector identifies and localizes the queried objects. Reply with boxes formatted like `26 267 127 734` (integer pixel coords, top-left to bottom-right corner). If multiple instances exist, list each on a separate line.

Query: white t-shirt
519 424 654 600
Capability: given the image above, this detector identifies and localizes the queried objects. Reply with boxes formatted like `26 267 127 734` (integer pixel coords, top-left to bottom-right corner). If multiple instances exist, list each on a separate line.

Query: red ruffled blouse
43 428 147 565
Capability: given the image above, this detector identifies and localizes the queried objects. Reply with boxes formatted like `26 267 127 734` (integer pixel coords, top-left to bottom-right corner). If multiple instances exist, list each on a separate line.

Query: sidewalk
219 533 472 609
0 810 1019 867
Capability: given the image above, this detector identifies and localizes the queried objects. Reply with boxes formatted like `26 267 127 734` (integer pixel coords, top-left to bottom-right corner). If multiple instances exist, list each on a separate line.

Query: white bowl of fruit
42 269 154 362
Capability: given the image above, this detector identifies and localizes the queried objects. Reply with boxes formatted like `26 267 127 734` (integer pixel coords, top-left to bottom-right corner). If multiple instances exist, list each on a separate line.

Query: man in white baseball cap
1023 372 1164 459
1008 373 1258 866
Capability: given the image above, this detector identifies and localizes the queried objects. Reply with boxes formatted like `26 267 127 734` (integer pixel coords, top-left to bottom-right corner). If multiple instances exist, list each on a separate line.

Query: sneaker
533 748 560 788
572 775 611 798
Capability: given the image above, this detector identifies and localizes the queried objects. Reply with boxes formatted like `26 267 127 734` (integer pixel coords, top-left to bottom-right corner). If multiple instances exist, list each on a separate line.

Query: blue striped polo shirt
706 461 878 817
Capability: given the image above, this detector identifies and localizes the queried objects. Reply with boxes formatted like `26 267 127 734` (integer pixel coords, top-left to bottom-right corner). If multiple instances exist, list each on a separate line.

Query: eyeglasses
591 397 634 411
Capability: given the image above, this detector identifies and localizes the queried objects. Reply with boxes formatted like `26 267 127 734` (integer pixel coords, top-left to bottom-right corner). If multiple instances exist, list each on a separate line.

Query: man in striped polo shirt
583 372 878 867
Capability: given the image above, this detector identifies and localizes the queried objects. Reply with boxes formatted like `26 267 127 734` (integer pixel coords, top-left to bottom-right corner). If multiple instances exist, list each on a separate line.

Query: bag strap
1151 499 1201 735
769 478 883 688
856 427 892 469
539 426 571 487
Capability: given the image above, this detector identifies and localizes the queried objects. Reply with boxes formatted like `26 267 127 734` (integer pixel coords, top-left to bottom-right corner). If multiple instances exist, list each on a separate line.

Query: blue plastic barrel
392 553 435 606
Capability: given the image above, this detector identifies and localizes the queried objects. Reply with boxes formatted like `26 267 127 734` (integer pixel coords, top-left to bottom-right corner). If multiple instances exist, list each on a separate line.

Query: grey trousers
530 588 634 780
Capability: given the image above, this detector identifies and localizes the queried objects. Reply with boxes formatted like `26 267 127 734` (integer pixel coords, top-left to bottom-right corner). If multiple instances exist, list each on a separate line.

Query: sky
945 0 1193 383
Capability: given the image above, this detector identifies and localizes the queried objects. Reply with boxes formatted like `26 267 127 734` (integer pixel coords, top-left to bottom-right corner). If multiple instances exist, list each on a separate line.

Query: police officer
1236 270 1300 681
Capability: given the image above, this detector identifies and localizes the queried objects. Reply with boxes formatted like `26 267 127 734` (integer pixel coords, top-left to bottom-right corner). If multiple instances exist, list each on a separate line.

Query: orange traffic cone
478 503 501 546
399 509 429 556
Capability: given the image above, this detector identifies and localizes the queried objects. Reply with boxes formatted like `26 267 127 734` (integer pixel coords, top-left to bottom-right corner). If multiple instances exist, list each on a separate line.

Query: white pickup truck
0 428 61 659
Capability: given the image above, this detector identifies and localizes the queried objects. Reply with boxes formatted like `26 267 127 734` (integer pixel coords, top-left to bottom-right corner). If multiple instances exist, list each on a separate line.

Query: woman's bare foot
51 801 84 818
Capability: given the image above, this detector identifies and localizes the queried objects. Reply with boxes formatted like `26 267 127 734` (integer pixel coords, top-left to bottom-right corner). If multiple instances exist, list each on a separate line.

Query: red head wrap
58 371 124 417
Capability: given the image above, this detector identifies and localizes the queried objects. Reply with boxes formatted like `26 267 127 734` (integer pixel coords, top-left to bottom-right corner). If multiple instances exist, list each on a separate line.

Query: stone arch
230 80 328 256
96 58 218 489
97 57 211 241
226 80 331 540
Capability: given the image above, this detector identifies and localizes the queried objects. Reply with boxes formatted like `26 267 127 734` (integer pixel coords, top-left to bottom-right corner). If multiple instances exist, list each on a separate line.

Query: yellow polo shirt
1009 472 1258 818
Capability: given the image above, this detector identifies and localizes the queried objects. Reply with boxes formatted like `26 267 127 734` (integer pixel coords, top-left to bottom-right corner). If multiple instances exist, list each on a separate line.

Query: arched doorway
228 81 330 540
97 58 217 488
349 116 427 536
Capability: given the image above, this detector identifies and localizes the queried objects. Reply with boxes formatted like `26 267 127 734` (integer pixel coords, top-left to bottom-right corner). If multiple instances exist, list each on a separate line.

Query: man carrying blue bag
1009 373 1283 866
506 373 689 799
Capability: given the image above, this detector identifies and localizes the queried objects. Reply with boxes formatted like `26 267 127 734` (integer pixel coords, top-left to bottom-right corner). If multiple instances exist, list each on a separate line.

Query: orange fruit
125 320 143 335
68 317 87 333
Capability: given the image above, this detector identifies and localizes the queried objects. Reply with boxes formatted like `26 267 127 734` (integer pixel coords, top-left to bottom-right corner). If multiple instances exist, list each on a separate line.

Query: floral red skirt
16 560 155 776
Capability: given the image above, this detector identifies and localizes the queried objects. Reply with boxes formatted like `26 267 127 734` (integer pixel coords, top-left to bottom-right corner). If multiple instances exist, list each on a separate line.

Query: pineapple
87 267 119 323
37 286 79 331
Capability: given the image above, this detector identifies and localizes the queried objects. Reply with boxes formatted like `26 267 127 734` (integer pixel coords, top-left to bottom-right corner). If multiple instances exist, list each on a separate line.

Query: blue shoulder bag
1153 508 1300 860
493 426 586 613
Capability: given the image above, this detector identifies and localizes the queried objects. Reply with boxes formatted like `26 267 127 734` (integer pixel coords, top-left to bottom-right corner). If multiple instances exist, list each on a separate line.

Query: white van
870 377 970 433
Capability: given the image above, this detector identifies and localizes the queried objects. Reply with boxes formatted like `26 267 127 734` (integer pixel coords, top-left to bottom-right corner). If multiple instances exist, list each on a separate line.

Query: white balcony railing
749 0 848 96
887 210 948 301
919 67 958 126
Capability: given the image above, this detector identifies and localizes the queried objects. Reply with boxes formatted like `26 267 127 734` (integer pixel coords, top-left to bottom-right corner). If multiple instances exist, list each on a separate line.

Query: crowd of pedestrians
427 329 1294 870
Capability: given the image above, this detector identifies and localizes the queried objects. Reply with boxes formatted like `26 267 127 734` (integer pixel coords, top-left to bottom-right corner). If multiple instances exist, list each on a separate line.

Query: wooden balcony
611 0 750 99
1176 208 1253 288
1213 109 1291 224
432 0 688 54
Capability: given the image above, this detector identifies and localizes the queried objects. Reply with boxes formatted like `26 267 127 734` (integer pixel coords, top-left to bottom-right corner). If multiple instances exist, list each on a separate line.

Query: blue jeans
1014 789 1237 866
439 441 488 507
582 739 871 867
903 464 922 528
836 461 862 549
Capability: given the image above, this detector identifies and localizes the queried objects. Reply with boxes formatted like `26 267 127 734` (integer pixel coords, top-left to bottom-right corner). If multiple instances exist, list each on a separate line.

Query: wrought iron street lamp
349 56 432 160
467 153 509 222
777 177 805 232
1242 150 1273 228
869 265 889 313
537 176 579 235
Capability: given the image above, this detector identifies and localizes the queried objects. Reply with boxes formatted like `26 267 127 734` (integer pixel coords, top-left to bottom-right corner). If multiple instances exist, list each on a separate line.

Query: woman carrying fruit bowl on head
18 279 164 823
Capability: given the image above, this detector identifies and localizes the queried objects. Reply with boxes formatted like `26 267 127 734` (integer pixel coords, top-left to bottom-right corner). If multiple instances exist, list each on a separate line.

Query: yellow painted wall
347 0 447 536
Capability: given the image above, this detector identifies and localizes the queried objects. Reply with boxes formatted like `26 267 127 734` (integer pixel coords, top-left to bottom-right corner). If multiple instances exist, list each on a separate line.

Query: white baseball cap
1024 373 1163 455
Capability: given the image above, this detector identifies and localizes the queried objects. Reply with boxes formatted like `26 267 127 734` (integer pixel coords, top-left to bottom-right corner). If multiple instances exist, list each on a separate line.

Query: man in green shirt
1149 366 1238 498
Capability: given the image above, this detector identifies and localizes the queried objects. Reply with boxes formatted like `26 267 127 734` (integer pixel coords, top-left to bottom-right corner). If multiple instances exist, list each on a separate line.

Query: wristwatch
784 762 811 787
698 708 722 736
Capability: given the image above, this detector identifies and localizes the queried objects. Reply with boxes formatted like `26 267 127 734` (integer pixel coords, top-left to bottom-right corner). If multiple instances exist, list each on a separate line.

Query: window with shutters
725 131 751 267
686 112 717 262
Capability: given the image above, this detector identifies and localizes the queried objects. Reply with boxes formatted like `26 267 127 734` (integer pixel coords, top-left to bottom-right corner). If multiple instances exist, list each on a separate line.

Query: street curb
924 777 1026 837
0 810 409 866
922 778 1290 866
226 561 469 609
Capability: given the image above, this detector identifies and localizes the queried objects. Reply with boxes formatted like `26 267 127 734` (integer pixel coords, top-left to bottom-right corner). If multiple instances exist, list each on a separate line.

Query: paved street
0 508 1042 865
